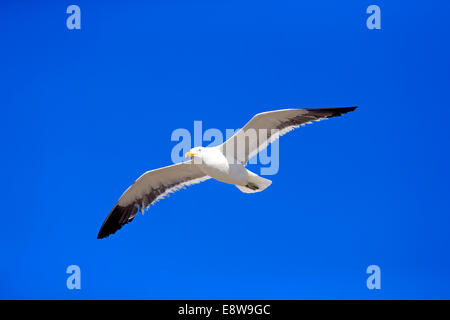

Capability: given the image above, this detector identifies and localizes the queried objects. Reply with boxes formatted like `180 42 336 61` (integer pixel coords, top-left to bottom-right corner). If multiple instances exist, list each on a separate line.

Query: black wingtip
97 230 108 239
338 106 358 115
97 224 113 239
97 204 138 239
331 106 358 114
304 106 358 118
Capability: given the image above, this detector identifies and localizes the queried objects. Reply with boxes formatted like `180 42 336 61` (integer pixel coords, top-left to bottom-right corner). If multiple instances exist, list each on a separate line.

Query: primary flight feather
97 107 357 239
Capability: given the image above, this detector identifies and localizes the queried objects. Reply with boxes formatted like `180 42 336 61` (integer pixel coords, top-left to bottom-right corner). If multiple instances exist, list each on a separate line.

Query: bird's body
97 107 357 239
190 146 272 192
192 146 248 185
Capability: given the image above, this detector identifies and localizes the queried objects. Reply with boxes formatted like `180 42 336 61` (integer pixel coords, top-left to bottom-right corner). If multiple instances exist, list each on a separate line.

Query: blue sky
1 0 450 299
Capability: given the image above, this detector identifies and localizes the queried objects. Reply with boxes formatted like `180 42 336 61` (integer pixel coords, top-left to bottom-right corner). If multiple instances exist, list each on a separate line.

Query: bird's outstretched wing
97 162 210 239
219 107 357 164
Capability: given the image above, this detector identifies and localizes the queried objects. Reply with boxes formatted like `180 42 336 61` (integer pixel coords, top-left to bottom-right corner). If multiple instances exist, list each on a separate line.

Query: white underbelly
200 162 248 185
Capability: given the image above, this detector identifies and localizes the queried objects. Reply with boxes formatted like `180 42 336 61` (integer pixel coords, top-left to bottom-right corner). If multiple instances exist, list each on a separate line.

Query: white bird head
185 146 204 159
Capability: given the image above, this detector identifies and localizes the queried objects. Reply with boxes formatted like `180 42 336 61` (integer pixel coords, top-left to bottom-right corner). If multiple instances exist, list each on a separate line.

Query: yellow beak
185 152 195 158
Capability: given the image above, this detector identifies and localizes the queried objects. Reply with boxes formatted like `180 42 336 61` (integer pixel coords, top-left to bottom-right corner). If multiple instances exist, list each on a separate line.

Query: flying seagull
97 107 357 239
